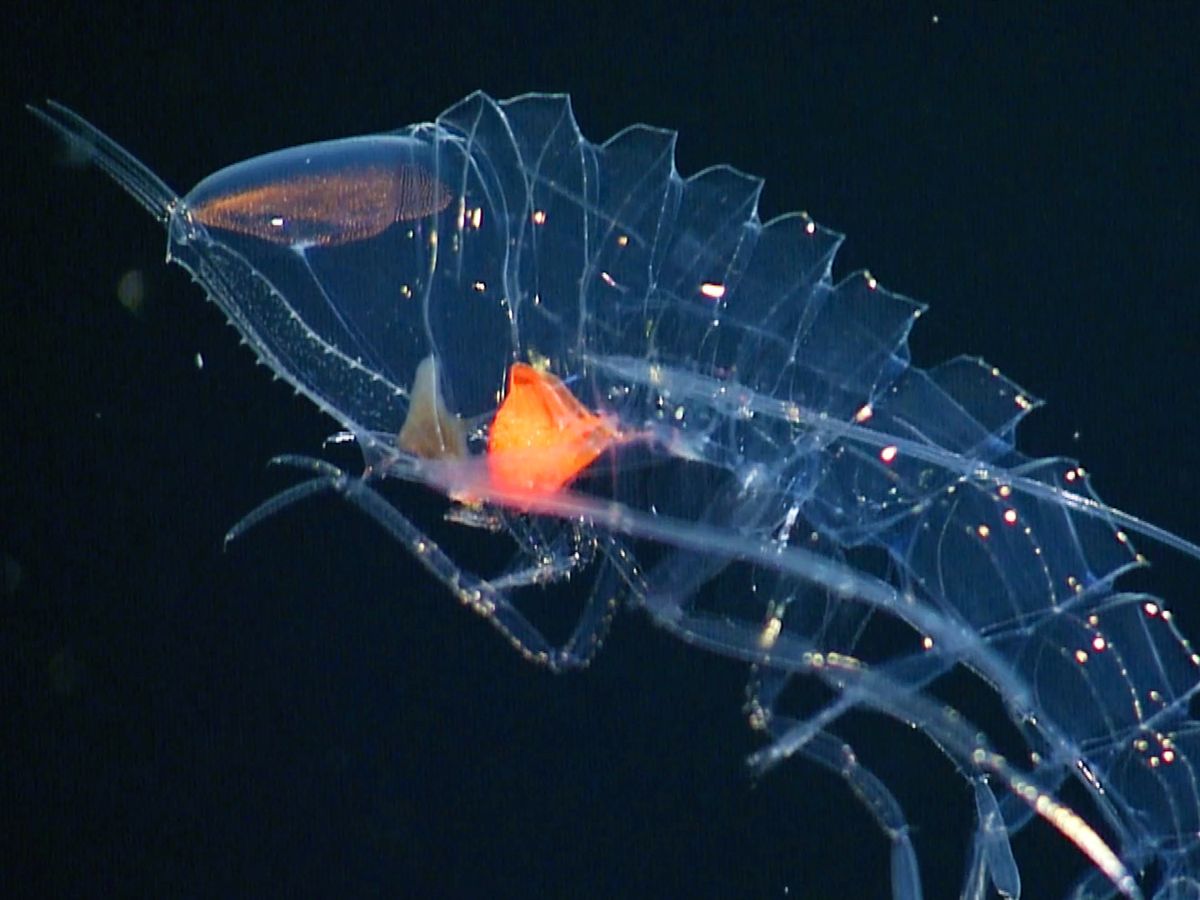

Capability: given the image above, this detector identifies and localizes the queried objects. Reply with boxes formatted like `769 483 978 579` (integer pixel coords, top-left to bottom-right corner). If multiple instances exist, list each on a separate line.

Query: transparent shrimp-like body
30 93 1200 899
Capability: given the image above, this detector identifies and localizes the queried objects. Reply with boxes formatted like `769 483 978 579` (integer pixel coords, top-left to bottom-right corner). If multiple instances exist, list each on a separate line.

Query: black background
5 4 1199 898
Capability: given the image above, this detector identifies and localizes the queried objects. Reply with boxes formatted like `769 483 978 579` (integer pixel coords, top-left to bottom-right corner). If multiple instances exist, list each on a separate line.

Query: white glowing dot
531 209 547 225
759 616 782 649
805 220 816 234
977 524 991 539
1163 749 1176 764
1144 601 1160 617
1092 636 1107 652
866 274 878 290
700 282 726 300
471 206 483 229
1003 508 1018 525
600 271 617 288
879 445 898 464
1065 469 1077 482
854 404 874 423
998 484 1012 498
472 281 486 293
616 234 629 247
1014 394 1032 410
922 636 934 650
270 215 285 228
1115 530 1128 544
1075 649 1088 664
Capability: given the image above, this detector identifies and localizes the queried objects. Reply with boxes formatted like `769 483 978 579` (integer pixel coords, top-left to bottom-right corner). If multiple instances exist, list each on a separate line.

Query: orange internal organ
487 364 618 495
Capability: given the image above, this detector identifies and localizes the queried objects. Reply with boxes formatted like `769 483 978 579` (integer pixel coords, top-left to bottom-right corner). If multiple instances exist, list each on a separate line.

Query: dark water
6 6 1199 898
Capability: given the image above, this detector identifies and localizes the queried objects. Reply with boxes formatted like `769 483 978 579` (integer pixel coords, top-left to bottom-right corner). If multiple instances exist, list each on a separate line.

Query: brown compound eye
189 158 451 248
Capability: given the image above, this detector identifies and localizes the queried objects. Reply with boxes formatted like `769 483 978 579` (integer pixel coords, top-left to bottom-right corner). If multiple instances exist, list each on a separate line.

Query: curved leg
226 455 625 670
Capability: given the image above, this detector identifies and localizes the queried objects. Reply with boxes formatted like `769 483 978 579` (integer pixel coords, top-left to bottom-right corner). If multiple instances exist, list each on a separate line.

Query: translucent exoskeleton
30 93 1200 899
